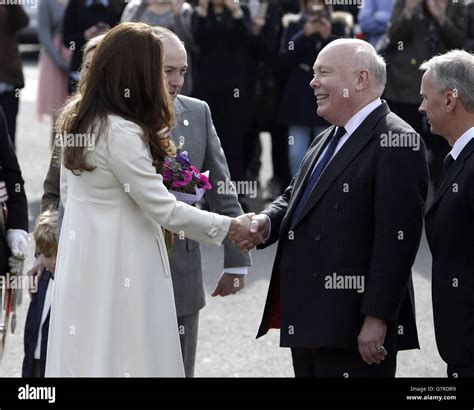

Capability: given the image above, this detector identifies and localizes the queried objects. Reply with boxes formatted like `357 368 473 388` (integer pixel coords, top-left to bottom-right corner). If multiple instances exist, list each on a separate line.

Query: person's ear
355 69 369 91
445 88 458 113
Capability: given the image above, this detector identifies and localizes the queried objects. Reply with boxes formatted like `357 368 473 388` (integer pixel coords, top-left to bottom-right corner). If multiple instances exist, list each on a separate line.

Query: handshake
227 213 270 253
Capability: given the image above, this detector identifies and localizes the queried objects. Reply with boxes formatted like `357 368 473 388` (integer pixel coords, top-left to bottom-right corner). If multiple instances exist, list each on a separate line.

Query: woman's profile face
81 49 96 80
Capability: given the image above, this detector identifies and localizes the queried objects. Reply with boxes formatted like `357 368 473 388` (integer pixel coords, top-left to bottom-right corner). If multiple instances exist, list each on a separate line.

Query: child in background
22 210 58 377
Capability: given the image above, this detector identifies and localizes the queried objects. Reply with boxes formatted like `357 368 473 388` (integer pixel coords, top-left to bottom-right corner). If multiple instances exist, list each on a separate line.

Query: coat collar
288 101 391 229
426 138 474 215
173 95 190 116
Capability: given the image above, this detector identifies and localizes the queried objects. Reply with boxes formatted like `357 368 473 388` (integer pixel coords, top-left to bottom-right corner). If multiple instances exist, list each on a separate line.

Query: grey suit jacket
170 95 252 317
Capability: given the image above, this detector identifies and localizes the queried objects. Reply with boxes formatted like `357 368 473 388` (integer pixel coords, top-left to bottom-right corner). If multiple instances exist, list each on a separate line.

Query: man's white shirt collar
342 98 383 137
449 127 474 160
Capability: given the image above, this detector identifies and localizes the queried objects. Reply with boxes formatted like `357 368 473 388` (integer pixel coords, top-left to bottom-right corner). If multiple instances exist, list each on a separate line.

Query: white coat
45 114 231 377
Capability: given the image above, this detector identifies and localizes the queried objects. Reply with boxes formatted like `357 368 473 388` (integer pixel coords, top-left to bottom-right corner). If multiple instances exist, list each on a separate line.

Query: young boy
22 209 57 377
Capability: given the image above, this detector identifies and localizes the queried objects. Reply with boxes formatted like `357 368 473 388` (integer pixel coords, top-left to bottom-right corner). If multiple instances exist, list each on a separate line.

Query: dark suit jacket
22 270 53 377
425 138 474 366
0 5 29 88
0 108 28 276
256 102 429 352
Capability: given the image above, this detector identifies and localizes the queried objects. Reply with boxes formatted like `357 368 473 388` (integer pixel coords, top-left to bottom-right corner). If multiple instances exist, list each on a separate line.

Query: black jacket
62 0 125 73
425 138 474 366
257 102 428 352
22 270 54 377
0 108 28 276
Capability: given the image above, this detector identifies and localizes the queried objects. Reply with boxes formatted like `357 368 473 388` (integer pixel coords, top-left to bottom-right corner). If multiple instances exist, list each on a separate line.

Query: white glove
6 229 29 259
8 255 24 274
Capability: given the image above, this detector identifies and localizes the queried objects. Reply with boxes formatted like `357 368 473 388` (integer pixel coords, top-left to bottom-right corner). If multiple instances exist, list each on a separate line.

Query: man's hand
211 273 245 297
357 315 387 365
251 15 266 36
233 213 269 252
403 0 423 19
224 0 239 13
426 0 449 26
314 18 332 40
304 17 319 37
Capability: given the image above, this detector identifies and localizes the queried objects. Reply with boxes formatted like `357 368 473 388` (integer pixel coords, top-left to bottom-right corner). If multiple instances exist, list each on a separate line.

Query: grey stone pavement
0 50 445 378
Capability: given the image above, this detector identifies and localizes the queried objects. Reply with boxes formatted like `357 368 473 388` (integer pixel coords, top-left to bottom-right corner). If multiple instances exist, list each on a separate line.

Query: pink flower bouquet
162 143 212 205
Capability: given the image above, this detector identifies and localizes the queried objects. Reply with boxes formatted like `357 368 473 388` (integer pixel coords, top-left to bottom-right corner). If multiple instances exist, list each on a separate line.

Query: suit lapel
291 102 391 228
283 127 335 228
426 139 474 215
172 96 191 147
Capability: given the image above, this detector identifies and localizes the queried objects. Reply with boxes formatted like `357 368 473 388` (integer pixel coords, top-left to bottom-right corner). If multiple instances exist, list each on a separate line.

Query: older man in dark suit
232 39 429 377
420 49 474 378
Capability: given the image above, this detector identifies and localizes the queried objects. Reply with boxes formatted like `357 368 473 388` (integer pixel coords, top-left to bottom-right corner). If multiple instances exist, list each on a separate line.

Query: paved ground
0 51 446 378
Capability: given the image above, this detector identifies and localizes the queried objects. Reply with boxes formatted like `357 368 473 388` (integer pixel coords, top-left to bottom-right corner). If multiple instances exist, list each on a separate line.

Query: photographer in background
382 0 467 189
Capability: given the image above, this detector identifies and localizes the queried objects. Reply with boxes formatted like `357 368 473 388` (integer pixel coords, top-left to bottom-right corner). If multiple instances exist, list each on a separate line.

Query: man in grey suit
34 27 251 378
148 27 253 377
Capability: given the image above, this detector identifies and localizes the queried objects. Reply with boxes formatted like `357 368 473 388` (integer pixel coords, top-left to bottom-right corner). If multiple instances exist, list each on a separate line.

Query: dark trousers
0 91 19 147
447 363 474 378
290 347 397 378
387 100 449 188
177 311 199 378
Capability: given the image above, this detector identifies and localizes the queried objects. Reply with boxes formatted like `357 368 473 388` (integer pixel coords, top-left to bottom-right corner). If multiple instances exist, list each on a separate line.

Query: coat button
313 272 318 277
334 202 340 210
183 119 190 126
315 234 322 241
209 227 218 237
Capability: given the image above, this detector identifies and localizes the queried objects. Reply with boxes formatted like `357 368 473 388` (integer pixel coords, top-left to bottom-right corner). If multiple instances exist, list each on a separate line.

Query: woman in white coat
45 22 249 377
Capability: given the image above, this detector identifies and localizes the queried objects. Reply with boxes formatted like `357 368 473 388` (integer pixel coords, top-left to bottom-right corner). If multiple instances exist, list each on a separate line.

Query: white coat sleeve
104 116 231 248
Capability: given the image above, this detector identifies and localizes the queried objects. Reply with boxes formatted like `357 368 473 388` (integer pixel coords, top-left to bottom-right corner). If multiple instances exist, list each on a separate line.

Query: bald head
320 39 386 93
309 39 386 126
152 26 188 99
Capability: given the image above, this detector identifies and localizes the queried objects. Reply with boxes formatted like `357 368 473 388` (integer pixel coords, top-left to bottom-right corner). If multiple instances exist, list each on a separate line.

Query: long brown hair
57 22 175 174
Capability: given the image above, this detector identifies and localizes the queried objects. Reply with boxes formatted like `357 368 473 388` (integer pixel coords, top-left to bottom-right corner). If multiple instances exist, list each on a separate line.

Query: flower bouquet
161 143 213 255
162 143 212 204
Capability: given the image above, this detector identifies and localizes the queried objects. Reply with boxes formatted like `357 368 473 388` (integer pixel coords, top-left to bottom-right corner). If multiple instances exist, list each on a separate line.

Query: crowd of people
2 0 469 197
0 0 473 379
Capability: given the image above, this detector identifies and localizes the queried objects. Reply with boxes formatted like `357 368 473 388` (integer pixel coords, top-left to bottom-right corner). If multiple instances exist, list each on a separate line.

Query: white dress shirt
449 127 474 160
